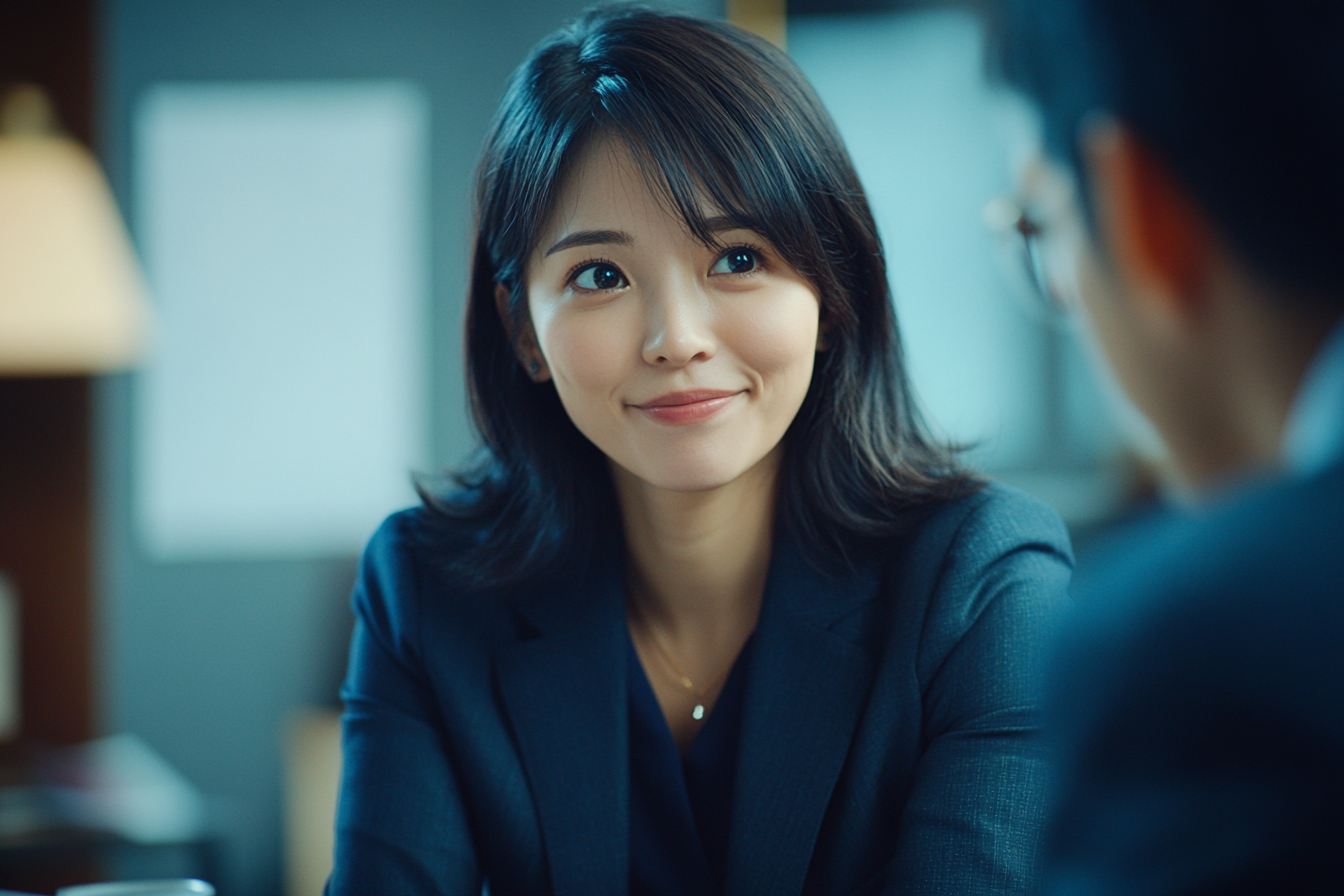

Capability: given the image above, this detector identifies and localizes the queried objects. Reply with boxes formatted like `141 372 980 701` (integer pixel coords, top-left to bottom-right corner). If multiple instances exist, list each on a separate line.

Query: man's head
994 0 1344 489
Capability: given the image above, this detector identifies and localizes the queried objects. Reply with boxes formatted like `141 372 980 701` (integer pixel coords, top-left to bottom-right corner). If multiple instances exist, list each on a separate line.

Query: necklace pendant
692 704 705 720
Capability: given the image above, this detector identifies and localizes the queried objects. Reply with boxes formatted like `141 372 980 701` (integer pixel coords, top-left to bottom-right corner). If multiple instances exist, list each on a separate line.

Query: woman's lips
632 389 742 425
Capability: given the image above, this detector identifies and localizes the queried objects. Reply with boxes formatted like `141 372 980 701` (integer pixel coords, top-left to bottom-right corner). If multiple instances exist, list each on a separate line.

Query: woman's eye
711 247 760 276
573 263 627 290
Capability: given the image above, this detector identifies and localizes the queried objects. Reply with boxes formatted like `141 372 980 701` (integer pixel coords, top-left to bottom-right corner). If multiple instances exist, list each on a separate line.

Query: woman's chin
609 448 772 496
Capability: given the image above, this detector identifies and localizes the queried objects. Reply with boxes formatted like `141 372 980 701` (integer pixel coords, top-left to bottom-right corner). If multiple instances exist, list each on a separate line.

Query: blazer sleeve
884 487 1074 895
328 512 483 896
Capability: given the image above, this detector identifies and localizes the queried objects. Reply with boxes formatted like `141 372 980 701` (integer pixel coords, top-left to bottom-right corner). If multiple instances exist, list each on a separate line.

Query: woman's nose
641 283 716 368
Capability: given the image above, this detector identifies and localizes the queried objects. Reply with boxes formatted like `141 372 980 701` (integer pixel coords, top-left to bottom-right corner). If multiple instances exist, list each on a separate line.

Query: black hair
991 0 1344 302
420 4 980 587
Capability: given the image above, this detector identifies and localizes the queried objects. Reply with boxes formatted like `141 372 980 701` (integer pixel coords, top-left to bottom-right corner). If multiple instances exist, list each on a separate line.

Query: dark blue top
628 633 752 896
1041 460 1344 894
329 483 1073 895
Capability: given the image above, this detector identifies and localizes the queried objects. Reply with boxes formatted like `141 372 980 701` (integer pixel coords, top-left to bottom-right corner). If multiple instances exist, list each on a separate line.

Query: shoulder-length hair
420 4 981 586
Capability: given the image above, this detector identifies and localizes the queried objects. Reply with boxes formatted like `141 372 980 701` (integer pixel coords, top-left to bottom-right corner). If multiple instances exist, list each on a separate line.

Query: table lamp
0 83 151 750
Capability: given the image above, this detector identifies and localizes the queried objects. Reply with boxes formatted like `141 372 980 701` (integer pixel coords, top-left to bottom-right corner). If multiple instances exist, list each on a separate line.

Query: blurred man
992 1 1343 892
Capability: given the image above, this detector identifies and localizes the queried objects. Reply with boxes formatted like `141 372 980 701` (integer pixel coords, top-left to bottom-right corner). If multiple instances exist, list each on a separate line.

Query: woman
330 7 1071 895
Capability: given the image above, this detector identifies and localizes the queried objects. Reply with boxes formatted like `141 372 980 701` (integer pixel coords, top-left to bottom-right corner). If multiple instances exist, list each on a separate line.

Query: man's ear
494 283 551 382
1081 119 1214 327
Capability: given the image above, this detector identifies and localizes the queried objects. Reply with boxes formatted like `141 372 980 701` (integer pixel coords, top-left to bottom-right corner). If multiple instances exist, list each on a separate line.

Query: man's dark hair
418 4 979 587
992 0 1344 302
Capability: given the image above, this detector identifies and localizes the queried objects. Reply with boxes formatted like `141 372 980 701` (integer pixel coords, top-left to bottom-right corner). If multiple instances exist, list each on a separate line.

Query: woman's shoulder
896 480 1073 579
878 481 1074 679
359 504 446 593
360 489 506 585
353 508 435 646
354 502 511 644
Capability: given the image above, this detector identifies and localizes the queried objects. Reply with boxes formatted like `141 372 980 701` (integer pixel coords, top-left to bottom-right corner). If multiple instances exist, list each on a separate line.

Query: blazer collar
495 529 882 896
496 539 629 896
726 533 882 895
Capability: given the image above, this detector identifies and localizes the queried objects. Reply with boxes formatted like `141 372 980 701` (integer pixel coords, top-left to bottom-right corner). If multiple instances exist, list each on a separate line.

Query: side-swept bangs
422 4 980 586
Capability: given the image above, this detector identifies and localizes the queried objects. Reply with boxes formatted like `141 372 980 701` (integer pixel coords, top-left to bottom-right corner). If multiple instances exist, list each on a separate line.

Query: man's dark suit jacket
1041 460 1344 894
328 484 1072 895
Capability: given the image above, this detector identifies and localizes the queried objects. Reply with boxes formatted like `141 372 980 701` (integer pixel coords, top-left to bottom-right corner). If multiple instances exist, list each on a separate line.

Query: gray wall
96 1 720 893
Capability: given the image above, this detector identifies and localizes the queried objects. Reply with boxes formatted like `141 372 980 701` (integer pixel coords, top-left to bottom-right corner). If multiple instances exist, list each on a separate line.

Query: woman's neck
613 445 780 640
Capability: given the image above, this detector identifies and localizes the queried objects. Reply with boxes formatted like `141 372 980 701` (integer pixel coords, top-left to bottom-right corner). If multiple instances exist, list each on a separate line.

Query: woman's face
520 138 822 493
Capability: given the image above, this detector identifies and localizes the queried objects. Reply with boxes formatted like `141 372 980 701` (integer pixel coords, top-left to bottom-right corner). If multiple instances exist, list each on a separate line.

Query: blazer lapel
496 550 628 896
726 539 881 895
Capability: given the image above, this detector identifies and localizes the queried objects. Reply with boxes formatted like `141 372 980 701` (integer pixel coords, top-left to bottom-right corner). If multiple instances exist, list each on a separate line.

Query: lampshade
0 85 149 374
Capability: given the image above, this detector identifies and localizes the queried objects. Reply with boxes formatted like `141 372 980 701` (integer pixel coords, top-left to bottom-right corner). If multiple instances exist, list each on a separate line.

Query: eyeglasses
983 194 1072 319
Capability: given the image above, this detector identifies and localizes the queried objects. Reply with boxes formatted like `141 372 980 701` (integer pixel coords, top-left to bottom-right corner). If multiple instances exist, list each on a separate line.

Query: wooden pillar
0 379 95 746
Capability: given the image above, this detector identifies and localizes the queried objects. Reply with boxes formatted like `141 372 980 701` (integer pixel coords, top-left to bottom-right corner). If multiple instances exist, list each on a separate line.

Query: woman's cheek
727 285 820 380
540 308 630 404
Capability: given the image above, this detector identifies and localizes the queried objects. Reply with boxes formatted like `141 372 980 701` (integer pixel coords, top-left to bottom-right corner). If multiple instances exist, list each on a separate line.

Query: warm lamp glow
0 85 149 374
727 0 787 50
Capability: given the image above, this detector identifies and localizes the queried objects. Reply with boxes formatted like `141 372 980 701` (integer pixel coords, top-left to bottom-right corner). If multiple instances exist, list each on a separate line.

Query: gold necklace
628 598 722 721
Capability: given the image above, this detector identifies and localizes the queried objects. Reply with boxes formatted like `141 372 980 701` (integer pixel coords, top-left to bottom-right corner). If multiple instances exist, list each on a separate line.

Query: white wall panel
134 81 429 559
791 11 1046 468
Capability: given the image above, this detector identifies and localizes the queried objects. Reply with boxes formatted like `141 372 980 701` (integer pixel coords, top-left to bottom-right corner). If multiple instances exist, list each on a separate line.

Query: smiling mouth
632 390 743 425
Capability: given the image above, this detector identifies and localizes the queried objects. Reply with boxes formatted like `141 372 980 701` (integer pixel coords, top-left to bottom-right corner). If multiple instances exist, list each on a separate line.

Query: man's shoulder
1065 461 1344 709
1077 460 1344 615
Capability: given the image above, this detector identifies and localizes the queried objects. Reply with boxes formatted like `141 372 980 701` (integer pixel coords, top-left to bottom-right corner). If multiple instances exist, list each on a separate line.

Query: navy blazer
329 484 1073 896
1041 460 1344 894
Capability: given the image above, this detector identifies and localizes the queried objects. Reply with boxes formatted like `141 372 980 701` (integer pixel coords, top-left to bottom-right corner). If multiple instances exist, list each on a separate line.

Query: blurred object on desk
57 877 213 895
284 709 341 896
0 736 218 893
0 578 18 743
40 735 204 845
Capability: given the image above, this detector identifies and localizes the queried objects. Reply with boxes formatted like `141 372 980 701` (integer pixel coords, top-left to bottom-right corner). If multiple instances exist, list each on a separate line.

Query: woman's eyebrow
544 229 633 257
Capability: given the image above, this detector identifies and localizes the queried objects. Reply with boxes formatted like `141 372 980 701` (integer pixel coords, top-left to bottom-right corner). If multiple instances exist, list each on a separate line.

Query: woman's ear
495 283 551 382
816 315 833 352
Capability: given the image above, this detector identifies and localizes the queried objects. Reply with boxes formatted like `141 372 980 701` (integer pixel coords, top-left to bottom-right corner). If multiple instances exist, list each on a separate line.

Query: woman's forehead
536 135 729 255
